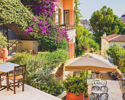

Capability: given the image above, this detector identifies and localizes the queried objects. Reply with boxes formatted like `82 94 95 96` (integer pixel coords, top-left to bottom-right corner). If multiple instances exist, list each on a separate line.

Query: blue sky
79 0 125 20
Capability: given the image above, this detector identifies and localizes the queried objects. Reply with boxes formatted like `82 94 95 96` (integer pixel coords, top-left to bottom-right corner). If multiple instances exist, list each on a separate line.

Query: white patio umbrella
65 54 116 73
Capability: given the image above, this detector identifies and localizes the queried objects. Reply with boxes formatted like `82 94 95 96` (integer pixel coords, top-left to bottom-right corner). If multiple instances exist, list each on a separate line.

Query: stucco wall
101 38 109 56
55 0 63 8
67 29 76 41
63 0 73 10
19 40 33 51
109 42 125 47
9 40 39 55
33 41 39 52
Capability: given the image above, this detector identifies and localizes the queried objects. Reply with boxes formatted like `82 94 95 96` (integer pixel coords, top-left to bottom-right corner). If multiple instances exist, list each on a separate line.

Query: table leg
6 73 9 91
0 75 1 88
97 94 99 100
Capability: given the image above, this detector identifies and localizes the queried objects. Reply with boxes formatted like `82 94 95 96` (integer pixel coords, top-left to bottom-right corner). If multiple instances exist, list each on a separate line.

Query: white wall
101 38 109 56
109 42 125 48
67 29 76 44
9 40 39 55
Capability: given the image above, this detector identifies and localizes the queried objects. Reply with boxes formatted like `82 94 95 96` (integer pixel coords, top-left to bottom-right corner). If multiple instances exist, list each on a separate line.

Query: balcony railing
59 24 75 31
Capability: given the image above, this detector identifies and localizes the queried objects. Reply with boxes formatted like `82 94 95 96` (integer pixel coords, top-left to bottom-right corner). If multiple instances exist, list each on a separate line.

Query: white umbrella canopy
65 54 116 73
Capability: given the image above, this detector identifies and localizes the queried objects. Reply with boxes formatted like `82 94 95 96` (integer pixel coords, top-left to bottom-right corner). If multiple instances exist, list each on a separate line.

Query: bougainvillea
24 0 70 51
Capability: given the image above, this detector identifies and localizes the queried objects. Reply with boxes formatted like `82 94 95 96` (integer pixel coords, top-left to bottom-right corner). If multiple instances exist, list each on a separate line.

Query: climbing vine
0 0 33 30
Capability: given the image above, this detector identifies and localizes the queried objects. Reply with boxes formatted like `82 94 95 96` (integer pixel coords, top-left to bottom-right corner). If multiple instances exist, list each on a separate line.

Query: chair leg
22 81 24 91
14 81 16 94
18 81 19 88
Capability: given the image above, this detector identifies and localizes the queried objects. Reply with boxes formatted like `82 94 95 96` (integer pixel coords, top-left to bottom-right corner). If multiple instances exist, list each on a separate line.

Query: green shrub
30 69 64 96
63 75 87 95
0 33 9 48
40 49 69 69
8 49 69 96
106 44 124 66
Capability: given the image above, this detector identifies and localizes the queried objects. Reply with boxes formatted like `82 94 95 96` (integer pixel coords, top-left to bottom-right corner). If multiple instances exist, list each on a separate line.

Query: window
64 10 69 25
0 25 2 33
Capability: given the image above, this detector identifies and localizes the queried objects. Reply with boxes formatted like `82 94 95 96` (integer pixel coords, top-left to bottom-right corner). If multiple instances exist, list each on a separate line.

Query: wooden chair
0 71 5 88
0 50 6 88
8 65 26 94
0 49 5 63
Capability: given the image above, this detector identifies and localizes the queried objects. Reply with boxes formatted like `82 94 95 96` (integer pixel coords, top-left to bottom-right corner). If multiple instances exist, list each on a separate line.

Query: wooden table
0 62 19 91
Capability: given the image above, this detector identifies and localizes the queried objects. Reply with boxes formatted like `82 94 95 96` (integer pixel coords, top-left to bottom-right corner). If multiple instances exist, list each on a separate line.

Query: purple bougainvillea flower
33 17 36 22
68 49 71 52
28 27 33 31
23 0 70 50
59 35 62 38
33 23 36 26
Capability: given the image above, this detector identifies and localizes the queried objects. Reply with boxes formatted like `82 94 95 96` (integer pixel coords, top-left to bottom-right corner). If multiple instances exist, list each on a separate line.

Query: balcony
59 24 75 30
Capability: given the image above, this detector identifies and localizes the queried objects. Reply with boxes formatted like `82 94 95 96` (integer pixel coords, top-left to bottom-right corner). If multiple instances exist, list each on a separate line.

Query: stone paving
0 84 61 100
107 80 122 100
88 72 123 100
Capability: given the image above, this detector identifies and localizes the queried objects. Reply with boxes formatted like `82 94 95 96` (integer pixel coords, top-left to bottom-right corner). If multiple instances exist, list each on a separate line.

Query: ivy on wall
0 0 33 30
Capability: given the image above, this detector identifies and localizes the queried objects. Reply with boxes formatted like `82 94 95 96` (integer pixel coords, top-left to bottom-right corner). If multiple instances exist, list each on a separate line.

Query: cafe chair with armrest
0 71 5 88
101 87 108 94
8 65 26 94
99 93 108 100
89 93 97 100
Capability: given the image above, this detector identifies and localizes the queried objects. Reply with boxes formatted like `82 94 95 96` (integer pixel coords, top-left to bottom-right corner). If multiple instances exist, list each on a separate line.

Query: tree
90 6 119 45
74 0 83 28
106 44 123 66
113 15 125 35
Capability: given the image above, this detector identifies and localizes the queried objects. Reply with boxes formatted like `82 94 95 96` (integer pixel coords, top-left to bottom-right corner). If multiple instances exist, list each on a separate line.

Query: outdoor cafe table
0 62 19 91
93 84 106 88
93 78 101 84
92 90 107 100
90 73 96 78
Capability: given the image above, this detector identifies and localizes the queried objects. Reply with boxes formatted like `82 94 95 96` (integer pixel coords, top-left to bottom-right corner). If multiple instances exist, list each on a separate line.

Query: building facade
55 0 76 58
101 34 125 57
120 14 125 22
0 0 76 58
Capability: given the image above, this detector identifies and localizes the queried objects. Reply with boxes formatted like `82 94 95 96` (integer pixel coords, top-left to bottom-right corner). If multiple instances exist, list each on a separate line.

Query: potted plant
63 74 87 100
84 92 90 100
0 33 9 59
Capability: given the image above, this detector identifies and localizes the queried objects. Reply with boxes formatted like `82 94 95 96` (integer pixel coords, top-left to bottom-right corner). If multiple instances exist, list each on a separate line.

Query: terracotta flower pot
84 97 90 100
66 92 84 100
0 48 8 59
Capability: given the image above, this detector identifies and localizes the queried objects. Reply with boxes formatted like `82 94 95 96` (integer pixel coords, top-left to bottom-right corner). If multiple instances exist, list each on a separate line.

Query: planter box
84 97 90 100
66 92 84 100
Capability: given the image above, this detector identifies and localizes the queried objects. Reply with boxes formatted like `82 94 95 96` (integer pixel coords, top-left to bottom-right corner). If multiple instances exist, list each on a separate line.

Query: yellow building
101 34 125 57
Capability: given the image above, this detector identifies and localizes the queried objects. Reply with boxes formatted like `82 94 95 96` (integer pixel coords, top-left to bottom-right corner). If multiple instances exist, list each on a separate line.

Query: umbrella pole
86 70 88 82
79 71 80 76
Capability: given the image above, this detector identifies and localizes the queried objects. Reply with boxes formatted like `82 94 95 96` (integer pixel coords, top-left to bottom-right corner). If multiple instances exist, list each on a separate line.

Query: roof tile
101 34 125 42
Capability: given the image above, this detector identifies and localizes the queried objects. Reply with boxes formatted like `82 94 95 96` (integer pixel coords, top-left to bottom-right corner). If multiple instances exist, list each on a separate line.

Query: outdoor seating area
90 78 108 100
118 77 125 99
0 62 26 94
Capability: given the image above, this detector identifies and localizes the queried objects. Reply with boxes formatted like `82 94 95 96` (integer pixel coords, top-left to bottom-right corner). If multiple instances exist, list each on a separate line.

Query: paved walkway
107 80 122 100
0 84 61 100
